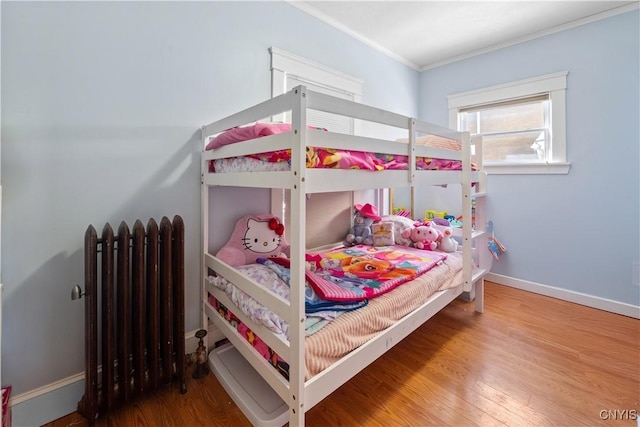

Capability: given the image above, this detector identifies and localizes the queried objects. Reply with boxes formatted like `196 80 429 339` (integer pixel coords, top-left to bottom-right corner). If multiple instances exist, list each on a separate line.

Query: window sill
484 162 571 175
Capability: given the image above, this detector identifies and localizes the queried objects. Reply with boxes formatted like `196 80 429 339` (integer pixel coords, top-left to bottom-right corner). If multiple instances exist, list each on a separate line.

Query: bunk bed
201 86 490 426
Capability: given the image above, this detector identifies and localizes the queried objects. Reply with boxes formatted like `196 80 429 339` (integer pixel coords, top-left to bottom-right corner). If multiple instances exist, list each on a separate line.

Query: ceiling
289 1 638 70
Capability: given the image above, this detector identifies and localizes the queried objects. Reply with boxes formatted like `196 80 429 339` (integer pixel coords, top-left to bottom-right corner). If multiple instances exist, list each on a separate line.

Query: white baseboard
10 324 221 427
486 273 640 319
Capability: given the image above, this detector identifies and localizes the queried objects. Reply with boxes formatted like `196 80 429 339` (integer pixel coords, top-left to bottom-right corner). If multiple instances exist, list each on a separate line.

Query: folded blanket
206 123 293 150
206 123 326 151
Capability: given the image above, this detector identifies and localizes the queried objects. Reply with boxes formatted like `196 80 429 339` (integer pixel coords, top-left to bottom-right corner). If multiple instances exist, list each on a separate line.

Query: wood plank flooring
44 282 639 427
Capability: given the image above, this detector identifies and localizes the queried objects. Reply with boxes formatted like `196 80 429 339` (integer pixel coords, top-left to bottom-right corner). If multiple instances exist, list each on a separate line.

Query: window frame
270 47 363 125
448 71 570 175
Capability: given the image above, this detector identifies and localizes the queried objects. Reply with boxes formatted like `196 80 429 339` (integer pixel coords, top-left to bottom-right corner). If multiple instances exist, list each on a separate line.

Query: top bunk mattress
206 123 475 173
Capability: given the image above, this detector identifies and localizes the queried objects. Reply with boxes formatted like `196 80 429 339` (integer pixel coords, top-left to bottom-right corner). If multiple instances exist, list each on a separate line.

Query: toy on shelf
487 220 507 261
430 217 450 227
441 214 462 228
472 197 477 228
424 209 448 220
450 218 463 228
451 197 477 229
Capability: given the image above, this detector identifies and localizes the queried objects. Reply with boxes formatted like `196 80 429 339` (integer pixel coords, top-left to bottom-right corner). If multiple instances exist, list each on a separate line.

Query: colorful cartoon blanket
270 245 447 302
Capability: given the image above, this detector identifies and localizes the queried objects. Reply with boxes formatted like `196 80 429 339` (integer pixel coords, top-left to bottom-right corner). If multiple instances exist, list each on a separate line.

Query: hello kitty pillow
216 214 290 267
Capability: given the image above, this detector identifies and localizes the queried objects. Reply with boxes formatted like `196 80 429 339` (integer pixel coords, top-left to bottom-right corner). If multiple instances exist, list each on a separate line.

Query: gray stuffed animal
343 203 380 246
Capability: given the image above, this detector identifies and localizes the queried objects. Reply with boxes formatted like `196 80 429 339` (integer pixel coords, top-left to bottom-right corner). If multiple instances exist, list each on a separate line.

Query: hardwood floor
45 282 639 427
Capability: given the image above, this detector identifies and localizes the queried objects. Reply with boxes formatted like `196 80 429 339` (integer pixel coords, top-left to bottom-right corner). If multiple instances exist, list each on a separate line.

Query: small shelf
473 230 487 239
451 228 487 239
472 267 490 283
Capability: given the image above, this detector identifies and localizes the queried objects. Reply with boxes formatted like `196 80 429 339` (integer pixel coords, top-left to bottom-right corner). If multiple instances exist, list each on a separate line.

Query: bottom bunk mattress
208 249 465 380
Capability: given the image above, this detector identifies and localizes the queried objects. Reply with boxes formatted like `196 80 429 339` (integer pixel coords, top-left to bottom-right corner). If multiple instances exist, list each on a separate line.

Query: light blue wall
3 1 638 424
0 0 418 422
419 10 640 306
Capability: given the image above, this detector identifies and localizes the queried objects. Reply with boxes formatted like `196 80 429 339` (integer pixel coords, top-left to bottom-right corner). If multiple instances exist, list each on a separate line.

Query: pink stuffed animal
401 222 442 251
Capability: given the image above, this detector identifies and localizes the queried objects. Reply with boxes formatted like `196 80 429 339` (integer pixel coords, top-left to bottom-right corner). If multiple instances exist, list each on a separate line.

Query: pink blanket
206 123 294 150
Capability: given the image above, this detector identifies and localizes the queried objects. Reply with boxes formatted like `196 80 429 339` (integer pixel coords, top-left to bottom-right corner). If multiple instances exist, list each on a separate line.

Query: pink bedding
206 123 475 172
206 123 322 150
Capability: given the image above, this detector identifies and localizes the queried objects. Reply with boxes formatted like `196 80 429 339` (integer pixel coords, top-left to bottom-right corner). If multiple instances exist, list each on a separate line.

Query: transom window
269 48 371 246
270 47 362 133
449 72 570 174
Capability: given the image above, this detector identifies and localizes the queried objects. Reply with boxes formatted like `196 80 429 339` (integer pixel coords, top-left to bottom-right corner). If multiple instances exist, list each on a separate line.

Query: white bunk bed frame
201 85 489 426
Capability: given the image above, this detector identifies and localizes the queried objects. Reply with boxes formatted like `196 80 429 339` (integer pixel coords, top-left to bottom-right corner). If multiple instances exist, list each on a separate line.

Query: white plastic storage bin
209 343 288 427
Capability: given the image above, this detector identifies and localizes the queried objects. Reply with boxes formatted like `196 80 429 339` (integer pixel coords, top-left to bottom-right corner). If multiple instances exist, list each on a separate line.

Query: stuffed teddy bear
344 203 381 246
438 227 459 253
216 214 290 266
401 222 442 251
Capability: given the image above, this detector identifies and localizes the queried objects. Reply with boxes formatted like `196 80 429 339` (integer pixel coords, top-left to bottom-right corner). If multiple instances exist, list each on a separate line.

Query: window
448 72 570 174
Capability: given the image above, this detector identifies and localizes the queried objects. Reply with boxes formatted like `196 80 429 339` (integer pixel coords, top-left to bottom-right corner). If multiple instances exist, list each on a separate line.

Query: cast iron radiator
77 216 186 423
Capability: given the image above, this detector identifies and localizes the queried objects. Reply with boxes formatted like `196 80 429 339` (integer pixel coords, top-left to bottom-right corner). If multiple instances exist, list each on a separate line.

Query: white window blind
459 94 550 163
448 71 570 174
